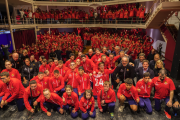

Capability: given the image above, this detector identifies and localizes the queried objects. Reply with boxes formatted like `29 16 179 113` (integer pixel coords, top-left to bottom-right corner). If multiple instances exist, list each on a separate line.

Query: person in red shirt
0 72 25 111
81 54 95 74
91 48 103 64
108 10 113 24
65 53 75 68
152 69 176 119
49 58 59 73
117 78 140 112
124 9 129 23
139 6 146 23
39 59 50 73
49 70 64 94
23 80 43 113
40 88 64 116
119 8 124 23
32 72 49 89
63 62 79 95
1 60 21 80
52 60 69 77
96 55 110 69
97 81 116 119
80 89 96 120
77 66 90 99
46 11 50 24
0 79 9 107
62 85 79 118
136 72 153 114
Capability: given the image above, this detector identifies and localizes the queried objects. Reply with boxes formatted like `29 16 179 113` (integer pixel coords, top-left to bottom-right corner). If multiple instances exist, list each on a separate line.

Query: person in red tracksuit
124 9 129 23
96 55 110 69
23 80 43 113
91 48 103 64
139 6 146 23
136 72 153 114
49 58 59 73
97 81 116 119
0 72 25 111
52 60 69 77
49 70 64 94
107 53 120 69
65 53 75 69
129 6 135 23
77 66 90 99
117 78 140 113
62 85 79 118
0 80 9 105
39 59 50 73
40 88 64 116
1 60 21 80
119 8 124 23
81 54 95 74
80 90 96 120
63 62 79 95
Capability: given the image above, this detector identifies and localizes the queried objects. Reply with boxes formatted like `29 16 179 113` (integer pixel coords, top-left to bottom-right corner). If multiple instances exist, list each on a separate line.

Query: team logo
11 86 13 88
30 68 33 70
11 74 14 77
38 91 40 94
33 64 35 66
164 81 167 84
76 73 78 75
89 102 92 105
148 85 151 88
45 82 47 84
87 64 89 66
84 78 86 81
58 80 60 82
127 69 129 71
107 95 110 98
113 60 115 63
64 70 65 72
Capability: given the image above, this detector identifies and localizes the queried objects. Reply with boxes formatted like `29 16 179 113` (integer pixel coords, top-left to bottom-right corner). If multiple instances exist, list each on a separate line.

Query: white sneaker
118 105 125 112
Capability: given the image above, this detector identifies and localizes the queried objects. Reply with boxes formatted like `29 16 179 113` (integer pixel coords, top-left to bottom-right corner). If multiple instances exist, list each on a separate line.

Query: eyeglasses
70 64 75 66
0 78 6 80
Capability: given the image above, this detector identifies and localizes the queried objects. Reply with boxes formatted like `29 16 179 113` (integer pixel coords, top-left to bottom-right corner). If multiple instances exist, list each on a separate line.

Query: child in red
62 85 79 118
80 90 96 120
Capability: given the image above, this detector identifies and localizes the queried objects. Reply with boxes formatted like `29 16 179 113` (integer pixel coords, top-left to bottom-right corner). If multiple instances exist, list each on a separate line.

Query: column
35 27 38 42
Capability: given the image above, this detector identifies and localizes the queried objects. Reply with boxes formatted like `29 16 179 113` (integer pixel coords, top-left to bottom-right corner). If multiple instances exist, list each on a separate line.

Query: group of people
0 43 179 120
17 3 146 24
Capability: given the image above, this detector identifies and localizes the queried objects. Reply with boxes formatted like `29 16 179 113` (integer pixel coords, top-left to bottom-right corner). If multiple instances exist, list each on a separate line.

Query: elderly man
9 53 23 72
149 53 164 70
86 49 95 59
113 56 135 89
134 53 146 71
112 46 120 56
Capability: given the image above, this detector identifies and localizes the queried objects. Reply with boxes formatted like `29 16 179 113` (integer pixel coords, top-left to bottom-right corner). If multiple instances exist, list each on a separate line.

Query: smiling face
5 61 12 70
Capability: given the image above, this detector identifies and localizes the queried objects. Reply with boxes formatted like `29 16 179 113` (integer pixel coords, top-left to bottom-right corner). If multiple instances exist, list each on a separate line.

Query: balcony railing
33 0 124 2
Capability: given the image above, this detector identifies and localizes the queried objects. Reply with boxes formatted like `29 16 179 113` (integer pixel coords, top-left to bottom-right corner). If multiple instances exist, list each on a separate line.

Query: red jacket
97 88 116 109
32 77 49 89
49 63 58 73
39 64 50 73
52 65 69 77
49 76 64 92
136 80 153 98
81 59 95 74
139 8 146 18
77 73 90 93
0 80 8 97
117 83 139 101
91 53 103 64
119 10 124 18
91 74 104 96
2 78 25 103
95 68 115 82
107 55 120 69
64 59 75 69
152 77 176 99
63 92 79 111
96 59 110 69
63 70 79 88
124 11 129 18
23 84 43 111
1 68 21 80
80 96 95 112
40 92 63 113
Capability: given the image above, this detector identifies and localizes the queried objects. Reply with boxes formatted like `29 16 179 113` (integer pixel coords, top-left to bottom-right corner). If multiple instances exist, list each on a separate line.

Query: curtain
13 29 36 49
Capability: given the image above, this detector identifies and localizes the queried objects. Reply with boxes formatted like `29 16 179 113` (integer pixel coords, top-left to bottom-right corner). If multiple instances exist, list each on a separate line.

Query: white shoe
118 105 125 112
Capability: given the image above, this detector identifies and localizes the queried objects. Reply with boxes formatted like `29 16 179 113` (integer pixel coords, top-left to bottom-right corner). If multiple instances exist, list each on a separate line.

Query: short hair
38 72 44 75
70 61 75 64
58 60 63 64
5 60 11 64
159 69 167 75
122 56 129 62
104 81 111 87
44 70 49 74
95 48 100 51
139 53 145 57
54 58 58 61
124 78 133 84
101 55 106 58
115 46 120 49
109 53 114 57
43 88 50 93
120 51 125 54
98 62 104 66
54 70 59 74
142 60 149 64
81 54 86 58
83 89 93 99
69 53 75 57
143 72 150 78
40 56 45 59
65 85 73 90
42 59 47 62
78 66 84 71
30 55 34 57
30 80 37 85
25 58 30 61
48 59 53 63
0 72 9 77
154 53 160 58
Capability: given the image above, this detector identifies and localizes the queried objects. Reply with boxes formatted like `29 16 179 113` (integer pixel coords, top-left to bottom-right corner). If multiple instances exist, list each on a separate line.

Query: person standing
1 41 11 60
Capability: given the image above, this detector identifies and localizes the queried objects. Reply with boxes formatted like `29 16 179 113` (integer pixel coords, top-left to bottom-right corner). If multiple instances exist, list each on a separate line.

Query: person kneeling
62 85 79 118
117 78 140 113
40 88 64 116
97 81 116 119
80 89 96 120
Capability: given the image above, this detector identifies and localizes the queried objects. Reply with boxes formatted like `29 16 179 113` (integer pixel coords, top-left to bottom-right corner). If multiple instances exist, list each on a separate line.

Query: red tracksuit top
63 92 79 111
1 68 21 80
52 65 69 77
34 77 49 89
152 77 176 99
81 59 95 74
117 83 139 101
49 63 58 73
96 59 110 69
97 88 116 109
80 96 95 112
0 80 7 97
2 78 25 103
77 73 90 93
107 55 120 69
91 53 104 64
64 59 76 69
136 80 153 98
95 68 115 82
49 76 64 92
39 64 50 73
23 84 43 111
40 92 63 113
63 69 79 88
